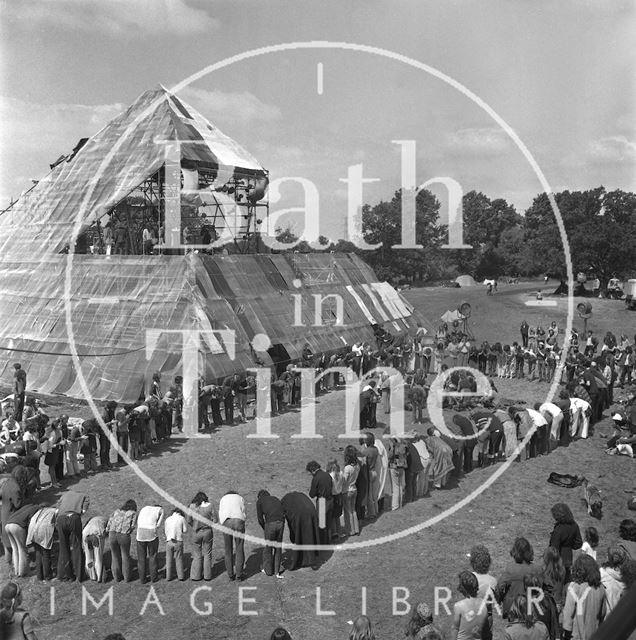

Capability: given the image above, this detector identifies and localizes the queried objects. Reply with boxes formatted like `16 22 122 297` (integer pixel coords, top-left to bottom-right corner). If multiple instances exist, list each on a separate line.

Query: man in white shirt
136 504 164 583
537 402 564 452
164 508 187 581
570 396 592 439
219 491 246 581
526 407 549 457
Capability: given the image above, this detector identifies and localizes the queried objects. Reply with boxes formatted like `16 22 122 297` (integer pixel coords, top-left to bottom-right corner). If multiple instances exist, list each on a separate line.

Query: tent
0 87 422 402
455 274 477 287
440 309 464 324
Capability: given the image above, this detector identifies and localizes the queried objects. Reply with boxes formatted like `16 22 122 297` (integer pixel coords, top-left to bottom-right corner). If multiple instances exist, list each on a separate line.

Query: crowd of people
1 317 635 639
1 514 635 639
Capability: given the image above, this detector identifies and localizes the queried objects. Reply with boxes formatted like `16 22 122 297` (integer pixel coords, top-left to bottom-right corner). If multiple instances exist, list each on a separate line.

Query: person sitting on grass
348 615 375 640
404 601 443 639
0 581 39 640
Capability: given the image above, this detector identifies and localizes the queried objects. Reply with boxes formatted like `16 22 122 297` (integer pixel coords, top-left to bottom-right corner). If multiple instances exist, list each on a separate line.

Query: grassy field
2 280 635 640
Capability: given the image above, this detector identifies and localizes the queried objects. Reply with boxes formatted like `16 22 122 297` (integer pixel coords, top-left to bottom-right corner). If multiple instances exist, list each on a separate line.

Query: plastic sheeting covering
0 85 266 259
0 252 419 403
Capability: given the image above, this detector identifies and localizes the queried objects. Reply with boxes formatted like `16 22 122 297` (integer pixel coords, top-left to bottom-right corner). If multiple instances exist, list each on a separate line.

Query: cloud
586 136 636 164
0 96 125 199
445 127 512 156
3 0 219 36
179 87 282 125
561 135 636 169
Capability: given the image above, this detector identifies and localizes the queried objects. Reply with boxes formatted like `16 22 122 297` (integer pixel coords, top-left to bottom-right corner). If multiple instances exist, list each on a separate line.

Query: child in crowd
581 526 599 560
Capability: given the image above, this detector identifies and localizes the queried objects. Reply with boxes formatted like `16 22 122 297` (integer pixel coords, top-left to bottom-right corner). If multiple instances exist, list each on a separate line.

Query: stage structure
0 86 423 402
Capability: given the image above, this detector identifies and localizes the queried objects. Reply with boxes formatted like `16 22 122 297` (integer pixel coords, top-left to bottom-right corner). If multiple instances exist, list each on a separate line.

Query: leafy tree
523 187 636 286
360 188 446 283
445 191 521 278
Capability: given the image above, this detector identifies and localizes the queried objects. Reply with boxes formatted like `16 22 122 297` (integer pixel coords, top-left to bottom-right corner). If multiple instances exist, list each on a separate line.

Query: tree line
275 186 636 287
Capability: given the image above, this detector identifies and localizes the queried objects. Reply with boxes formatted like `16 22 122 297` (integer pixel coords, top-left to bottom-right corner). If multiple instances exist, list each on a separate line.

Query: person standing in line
280 491 320 571
1 465 29 569
12 363 27 422
106 499 137 582
55 490 89 582
536 402 564 453
380 372 391 414
113 409 129 465
342 446 360 536
326 460 344 539
136 504 164 583
65 419 83 477
569 396 591 440
404 434 424 504
41 423 61 489
5 504 39 577
307 461 334 544
387 437 408 509
26 506 58 581
99 401 117 470
54 414 68 484
164 507 187 581
82 515 108 582
218 490 246 581
256 489 285 577
80 420 98 474
187 491 216 582
358 433 380 519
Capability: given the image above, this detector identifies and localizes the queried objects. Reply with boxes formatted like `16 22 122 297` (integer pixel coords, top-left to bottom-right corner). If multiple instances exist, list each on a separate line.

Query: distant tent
455 275 477 287
553 280 569 295
440 309 464 324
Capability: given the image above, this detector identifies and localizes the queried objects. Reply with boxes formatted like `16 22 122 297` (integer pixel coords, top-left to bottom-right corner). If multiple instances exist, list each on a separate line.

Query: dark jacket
549 521 582 568
309 469 333 501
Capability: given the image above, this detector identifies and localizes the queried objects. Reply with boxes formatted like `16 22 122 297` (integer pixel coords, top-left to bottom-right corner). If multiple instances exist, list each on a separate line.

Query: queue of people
2 512 635 639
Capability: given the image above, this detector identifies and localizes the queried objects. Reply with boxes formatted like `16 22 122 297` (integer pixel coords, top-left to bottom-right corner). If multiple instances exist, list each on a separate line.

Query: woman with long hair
541 546 566 610
524 573 559 640
600 546 627 613
0 581 39 639
562 555 606 640
504 594 549 640
349 615 375 640
342 445 360 536
549 502 582 583
187 490 216 581
404 601 443 638
106 498 137 582
497 537 541 616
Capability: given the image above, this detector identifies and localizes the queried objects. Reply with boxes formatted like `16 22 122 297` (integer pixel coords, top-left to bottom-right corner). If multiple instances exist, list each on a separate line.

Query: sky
0 0 634 239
